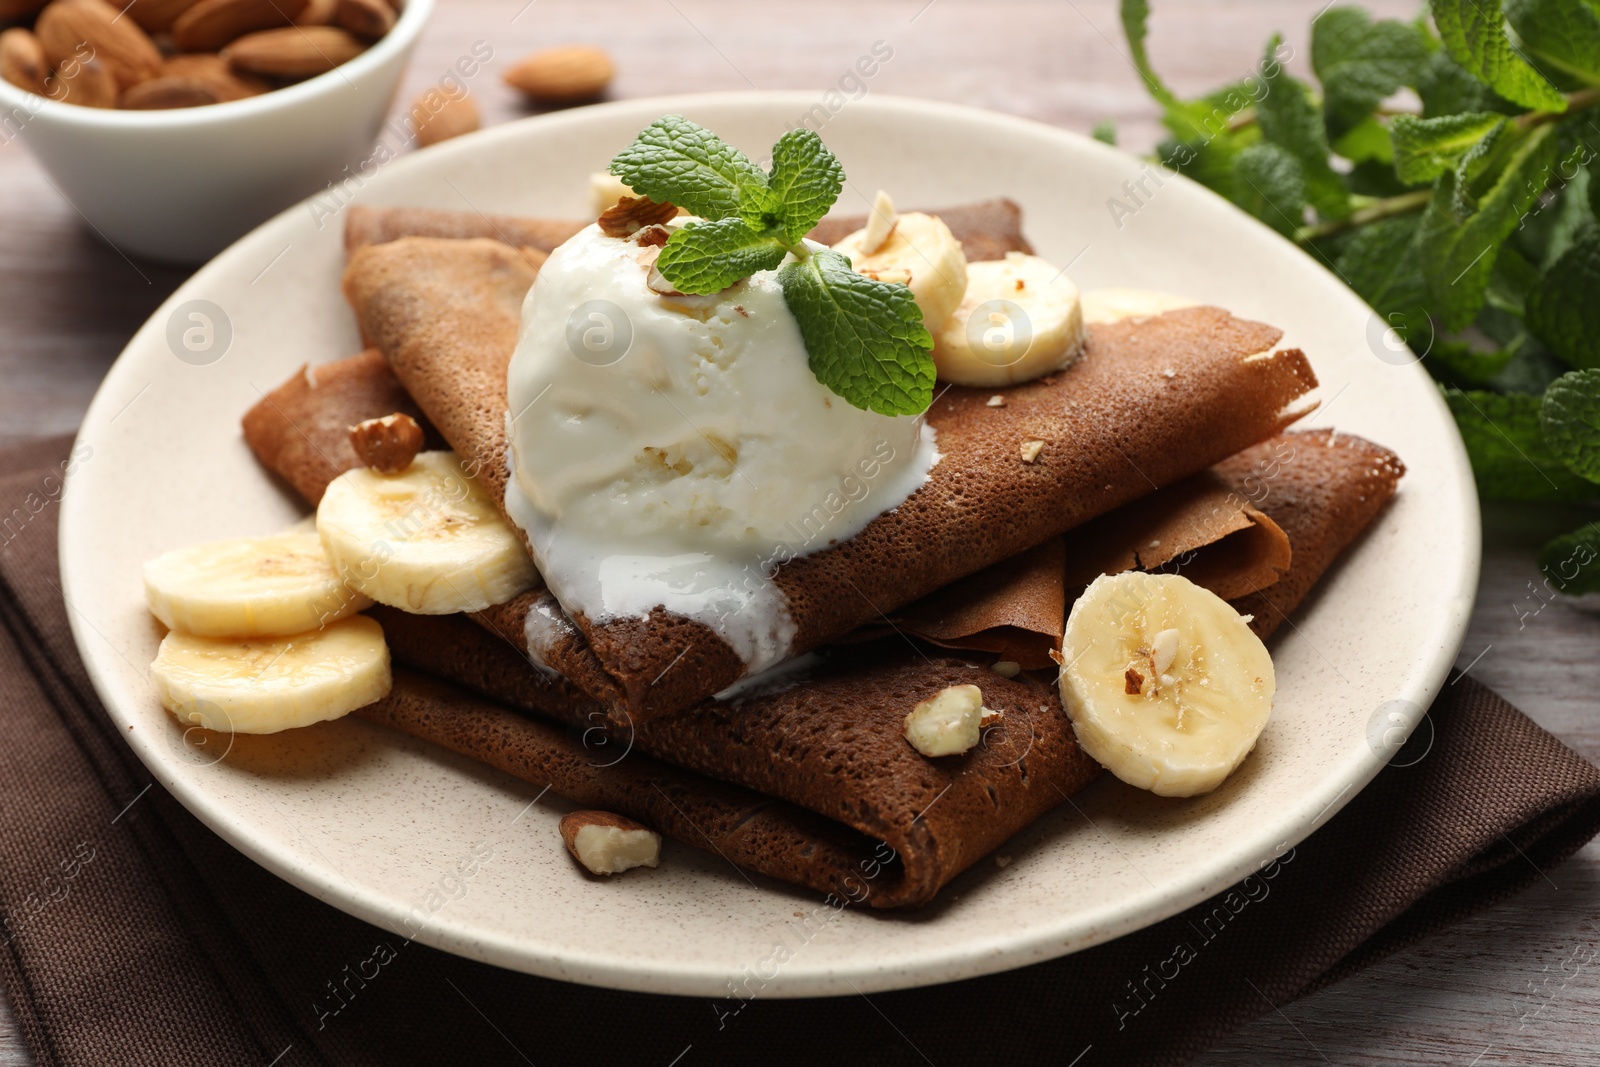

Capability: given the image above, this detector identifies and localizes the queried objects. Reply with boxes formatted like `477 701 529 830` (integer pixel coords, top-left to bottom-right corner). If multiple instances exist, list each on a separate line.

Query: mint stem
1294 189 1433 243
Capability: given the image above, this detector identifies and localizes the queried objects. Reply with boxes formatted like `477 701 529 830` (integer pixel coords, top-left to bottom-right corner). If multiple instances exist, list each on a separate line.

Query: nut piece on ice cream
559 811 661 876
903 683 988 757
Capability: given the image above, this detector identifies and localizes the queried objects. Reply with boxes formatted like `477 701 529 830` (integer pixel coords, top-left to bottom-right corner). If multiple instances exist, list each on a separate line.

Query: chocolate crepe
344 235 1318 724
344 203 585 255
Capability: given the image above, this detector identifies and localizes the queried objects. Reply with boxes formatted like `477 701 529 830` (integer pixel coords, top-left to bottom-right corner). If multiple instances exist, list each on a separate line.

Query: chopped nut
599 194 679 238
990 659 1021 678
1019 439 1046 463
986 395 1005 407
645 263 686 296
903 683 985 757
980 706 1003 727
348 413 423 473
1151 627 1180 676
859 267 912 286
559 810 661 876
994 854 1012 868
860 189 899 255
632 223 671 248
1125 667 1144 695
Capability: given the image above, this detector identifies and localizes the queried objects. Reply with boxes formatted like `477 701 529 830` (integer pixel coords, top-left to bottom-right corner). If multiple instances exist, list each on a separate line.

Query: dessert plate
59 92 1477 997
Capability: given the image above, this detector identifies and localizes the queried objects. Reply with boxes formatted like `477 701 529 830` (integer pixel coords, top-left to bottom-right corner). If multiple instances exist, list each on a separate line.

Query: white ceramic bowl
0 0 433 264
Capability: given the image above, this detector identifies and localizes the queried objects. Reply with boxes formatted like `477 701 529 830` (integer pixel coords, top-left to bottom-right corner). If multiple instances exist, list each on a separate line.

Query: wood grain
4 1 1598 1064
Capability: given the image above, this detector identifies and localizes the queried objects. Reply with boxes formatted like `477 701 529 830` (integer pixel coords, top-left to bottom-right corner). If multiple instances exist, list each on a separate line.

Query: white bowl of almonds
0 0 433 263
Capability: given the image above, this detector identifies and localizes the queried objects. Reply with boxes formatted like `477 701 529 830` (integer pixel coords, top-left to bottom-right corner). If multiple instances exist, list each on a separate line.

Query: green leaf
761 128 845 244
1419 124 1558 329
1429 0 1568 111
1333 116 1395 164
1334 214 1427 325
1232 143 1307 235
1527 222 1600 367
653 218 790 295
1516 162 1594 270
1490 337 1571 392
1539 368 1600 479
778 249 935 416
1390 112 1506 184
1256 36 1351 219
1092 119 1118 145
1427 339 1519 386
1312 7 1430 135
1539 522 1600 595
1120 0 1181 109
1445 387 1599 500
1506 0 1600 85
1416 47 1519 116
609 115 769 221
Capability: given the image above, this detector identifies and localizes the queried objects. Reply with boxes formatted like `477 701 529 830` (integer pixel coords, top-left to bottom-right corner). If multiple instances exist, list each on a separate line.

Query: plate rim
58 89 1481 997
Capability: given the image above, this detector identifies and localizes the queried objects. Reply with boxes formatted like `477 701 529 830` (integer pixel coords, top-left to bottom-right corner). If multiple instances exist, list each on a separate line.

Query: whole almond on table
1 28 50 97
124 0 202 34
294 0 336 26
411 89 478 147
222 26 363 79
45 55 116 107
171 0 309 53
335 0 392 40
36 0 164 90
503 44 613 104
120 74 220 108
161 51 268 99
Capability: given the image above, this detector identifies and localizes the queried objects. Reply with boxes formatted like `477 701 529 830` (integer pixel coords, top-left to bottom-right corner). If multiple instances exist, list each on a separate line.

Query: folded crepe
243 335 1403 905
342 225 1318 724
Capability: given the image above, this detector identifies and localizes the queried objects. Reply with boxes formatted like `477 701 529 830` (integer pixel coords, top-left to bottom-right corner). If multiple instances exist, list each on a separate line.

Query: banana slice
931 252 1084 387
1081 287 1199 325
317 450 538 615
151 614 391 734
1059 571 1275 797
833 206 969 329
143 528 371 638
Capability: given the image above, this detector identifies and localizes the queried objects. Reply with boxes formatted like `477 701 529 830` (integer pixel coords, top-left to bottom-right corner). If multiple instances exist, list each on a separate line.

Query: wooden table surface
4 1 1598 1063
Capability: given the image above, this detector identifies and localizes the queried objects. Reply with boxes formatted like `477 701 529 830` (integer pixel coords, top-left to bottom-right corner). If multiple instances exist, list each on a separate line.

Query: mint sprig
1116 0 1600 587
608 116 932 417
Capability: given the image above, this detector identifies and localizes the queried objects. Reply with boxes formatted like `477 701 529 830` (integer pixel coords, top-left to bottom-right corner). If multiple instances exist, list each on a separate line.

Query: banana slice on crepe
143 528 371 637
151 614 391 734
317 450 538 615
932 252 1085 386
832 195 969 330
1059 571 1275 797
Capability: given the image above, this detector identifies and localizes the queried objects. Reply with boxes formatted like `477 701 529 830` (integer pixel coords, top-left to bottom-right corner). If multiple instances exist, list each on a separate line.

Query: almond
171 0 309 52
411 89 478 147
294 0 336 26
348 413 423 473
503 44 613 103
119 73 220 107
221 25 362 79
598 195 678 238
0 28 50 97
161 51 268 99
0 0 50 22
36 0 164 90
124 0 203 33
558 811 661 876
334 0 392 39
45 54 116 107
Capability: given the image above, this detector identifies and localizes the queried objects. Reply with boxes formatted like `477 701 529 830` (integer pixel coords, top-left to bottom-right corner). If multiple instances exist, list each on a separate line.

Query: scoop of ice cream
502 223 938 670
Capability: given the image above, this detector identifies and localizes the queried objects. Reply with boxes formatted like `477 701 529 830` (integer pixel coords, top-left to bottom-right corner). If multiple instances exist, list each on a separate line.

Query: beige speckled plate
59 93 1477 997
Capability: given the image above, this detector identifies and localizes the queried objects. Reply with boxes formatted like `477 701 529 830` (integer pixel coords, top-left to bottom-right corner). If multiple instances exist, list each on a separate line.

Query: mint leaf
1335 215 1428 329
654 218 790 295
1429 339 1519 386
1092 119 1118 145
1121 0 1181 109
1256 36 1350 220
778 249 934 416
1429 0 1567 112
1312 7 1430 136
1539 368 1600 480
1416 47 1519 117
1233 143 1307 236
609 115 769 221
1506 0 1600 85
762 128 845 244
1390 112 1506 184
1419 124 1557 329
1527 223 1600 368
1444 387 1597 501
1333 116 1395 164
1540 522 1600 595
1517 162 1594 271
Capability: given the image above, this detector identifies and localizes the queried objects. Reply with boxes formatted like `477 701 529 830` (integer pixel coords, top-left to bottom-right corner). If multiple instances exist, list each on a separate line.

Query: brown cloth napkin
4 436 1600 1067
